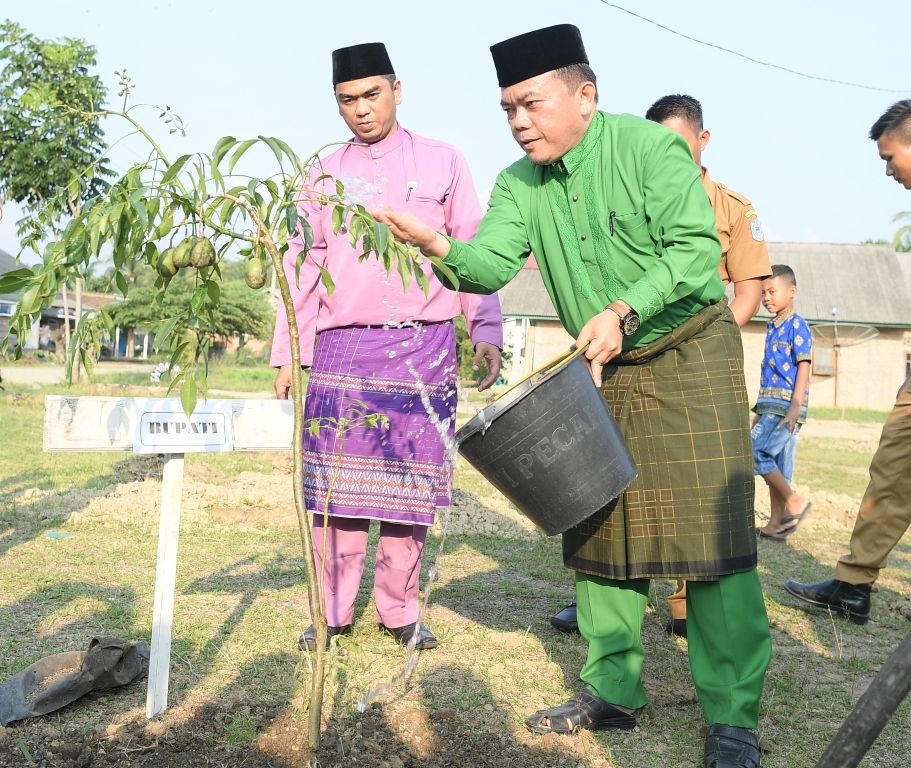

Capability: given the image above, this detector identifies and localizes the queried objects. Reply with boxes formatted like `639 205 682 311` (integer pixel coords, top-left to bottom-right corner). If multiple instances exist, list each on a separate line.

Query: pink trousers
311 516 428 629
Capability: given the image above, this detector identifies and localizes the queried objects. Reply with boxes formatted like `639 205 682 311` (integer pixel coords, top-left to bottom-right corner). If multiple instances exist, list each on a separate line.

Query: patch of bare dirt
0 698 593 768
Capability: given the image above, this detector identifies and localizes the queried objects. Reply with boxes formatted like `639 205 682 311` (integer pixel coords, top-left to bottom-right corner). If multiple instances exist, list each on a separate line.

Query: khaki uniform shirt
702 168 771 285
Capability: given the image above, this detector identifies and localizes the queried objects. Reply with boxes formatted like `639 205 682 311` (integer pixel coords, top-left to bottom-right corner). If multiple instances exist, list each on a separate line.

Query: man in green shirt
376 24 770 768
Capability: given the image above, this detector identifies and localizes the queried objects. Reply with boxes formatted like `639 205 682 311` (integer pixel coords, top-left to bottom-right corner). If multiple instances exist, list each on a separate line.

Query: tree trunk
265 240 326 750
126 328 135 358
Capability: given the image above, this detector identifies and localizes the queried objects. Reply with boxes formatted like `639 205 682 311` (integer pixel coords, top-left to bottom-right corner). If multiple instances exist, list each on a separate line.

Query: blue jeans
751 413 800 481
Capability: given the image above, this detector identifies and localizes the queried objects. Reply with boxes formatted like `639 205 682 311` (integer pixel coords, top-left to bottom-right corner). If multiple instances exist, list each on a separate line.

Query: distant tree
860 238 889 245
0 20 113 379
105 270 274 347
0 21 111 215
892 211 911 252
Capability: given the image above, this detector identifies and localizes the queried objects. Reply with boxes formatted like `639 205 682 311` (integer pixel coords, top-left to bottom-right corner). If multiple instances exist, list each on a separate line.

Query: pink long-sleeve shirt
270 126 503 367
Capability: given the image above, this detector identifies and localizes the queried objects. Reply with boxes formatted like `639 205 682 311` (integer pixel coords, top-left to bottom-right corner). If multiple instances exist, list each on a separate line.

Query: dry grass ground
0 383 909 767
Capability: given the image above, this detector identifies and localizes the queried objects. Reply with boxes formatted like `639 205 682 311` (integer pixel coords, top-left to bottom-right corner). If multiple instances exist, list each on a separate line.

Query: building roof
498 242 911 328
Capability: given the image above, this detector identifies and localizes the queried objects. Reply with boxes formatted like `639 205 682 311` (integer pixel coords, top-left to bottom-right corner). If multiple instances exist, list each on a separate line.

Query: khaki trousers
835 378 911 585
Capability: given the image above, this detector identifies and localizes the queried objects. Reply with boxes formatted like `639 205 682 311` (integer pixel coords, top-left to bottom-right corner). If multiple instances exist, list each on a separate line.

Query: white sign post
43 395 295 718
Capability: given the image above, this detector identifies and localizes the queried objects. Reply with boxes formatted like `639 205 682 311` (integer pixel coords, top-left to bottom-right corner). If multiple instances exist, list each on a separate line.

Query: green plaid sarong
563 300 757 581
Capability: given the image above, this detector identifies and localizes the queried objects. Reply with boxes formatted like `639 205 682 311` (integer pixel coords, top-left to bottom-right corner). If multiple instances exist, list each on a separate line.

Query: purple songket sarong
303 321 458 526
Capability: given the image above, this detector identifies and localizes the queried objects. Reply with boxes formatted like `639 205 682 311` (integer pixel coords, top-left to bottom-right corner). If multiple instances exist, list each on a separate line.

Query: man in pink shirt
271 41 503 652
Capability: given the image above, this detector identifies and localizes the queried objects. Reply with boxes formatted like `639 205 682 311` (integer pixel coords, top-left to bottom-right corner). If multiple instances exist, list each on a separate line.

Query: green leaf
228 139 258 174
264 178 279 202
212 136 237 167
331 205 344 235
285 204 298 238
169 341 189 369
396 248 411 292
115 270 128 296
301 218 314 250
0 267 34 294
373 220 389 257
155 316 180 349
156 205 174 240
130 197 149 230
271 137 300 166
190 285 208 313
206 280 220 303
428 256 460 290
17 283 41 314
81 347 95 380
317 264 336 295
210 161 224 191
166 368 186 395
161 154 192 185
415 265 429 295
259 135 285 169
180 376 198 417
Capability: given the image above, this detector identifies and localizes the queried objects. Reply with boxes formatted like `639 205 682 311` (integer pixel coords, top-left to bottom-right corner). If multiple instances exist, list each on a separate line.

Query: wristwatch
606 305 640 337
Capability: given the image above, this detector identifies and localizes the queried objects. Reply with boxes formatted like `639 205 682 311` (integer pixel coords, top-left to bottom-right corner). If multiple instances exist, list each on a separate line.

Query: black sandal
703 724 761 767
525 690 637 734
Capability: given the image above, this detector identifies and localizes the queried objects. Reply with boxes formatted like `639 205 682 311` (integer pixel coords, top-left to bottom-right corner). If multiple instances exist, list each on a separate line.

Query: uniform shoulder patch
750 218 765 242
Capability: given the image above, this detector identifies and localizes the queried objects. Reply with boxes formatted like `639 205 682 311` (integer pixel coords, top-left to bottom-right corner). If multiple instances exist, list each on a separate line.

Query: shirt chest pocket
610 209 652 254
407 192 447 231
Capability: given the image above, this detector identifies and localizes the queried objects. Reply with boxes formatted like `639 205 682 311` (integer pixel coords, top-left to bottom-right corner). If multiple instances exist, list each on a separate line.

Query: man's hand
472 342 502 391
576 309 624 384
372 208 450 258
274 365 293 399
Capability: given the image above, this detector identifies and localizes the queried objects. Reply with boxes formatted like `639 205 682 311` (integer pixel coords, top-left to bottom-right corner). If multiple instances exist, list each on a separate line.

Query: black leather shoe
298 623 352 651
703 724 761 767
380 621 438 650
550 602 580 633
665 618 688 638
783 578 871 625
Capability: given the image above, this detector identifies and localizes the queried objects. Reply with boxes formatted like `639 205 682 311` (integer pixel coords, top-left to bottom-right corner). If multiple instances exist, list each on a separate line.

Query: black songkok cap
332 42 394 86
490 24 588 88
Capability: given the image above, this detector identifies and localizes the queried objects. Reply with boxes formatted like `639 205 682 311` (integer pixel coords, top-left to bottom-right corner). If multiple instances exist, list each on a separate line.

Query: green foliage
0 20 112 222
105 268 275 343
1 68 432 415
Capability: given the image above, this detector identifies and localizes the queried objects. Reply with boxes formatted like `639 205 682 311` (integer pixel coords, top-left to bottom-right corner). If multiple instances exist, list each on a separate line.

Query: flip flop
758 518 801 540
782 501 812 527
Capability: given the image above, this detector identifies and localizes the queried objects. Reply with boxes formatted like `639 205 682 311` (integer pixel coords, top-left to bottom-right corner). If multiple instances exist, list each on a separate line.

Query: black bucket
456 346 637 536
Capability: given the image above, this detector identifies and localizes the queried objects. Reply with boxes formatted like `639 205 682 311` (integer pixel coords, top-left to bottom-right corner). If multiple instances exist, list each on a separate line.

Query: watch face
624 313 640 336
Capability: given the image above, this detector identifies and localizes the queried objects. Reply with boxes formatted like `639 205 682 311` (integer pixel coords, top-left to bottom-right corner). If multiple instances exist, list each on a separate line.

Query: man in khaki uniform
784 99 911 625
549 94 771 637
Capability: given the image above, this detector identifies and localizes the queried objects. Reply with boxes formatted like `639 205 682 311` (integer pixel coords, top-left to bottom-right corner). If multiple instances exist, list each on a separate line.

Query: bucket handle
485 341 590 406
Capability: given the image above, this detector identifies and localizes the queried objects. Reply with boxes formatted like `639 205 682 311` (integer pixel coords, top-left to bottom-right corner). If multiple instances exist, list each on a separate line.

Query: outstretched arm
373 208 451 258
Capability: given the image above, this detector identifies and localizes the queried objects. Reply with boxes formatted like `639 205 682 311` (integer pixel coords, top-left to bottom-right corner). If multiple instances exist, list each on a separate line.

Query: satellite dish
810 322 879 347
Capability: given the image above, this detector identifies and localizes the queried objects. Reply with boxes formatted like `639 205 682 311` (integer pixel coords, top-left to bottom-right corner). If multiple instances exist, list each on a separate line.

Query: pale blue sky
2 0 910 262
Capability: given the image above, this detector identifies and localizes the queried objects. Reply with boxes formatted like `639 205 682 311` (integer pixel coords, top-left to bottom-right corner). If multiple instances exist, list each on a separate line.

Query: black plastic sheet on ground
0 637 150 725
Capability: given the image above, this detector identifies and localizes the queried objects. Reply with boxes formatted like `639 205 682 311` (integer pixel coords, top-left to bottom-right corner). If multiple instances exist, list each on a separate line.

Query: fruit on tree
244 256 267 289
157 248 178 278
171 237 195 269
189 237 216 269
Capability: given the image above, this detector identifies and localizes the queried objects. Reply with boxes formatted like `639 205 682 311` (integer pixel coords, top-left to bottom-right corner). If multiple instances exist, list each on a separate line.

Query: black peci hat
332 42 394 86
490 24 588 88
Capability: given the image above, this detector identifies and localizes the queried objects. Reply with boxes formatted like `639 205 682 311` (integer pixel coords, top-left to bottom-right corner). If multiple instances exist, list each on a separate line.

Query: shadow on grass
0 581 139 677
0 455 159 560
